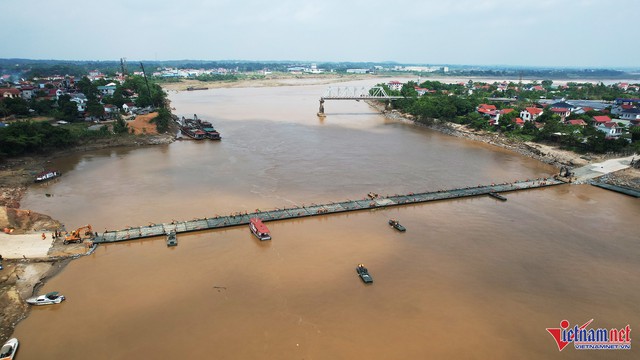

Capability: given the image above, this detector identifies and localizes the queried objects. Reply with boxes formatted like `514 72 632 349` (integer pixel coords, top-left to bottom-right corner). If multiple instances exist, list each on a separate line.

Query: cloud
1 0 638 67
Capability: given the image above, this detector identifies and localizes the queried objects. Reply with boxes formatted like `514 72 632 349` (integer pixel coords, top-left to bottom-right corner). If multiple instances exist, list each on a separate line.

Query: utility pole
139 62 152 106
120 58 127 77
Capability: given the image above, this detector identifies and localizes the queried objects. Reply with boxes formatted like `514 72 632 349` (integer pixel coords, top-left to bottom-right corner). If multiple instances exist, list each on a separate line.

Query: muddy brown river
15 79 639 359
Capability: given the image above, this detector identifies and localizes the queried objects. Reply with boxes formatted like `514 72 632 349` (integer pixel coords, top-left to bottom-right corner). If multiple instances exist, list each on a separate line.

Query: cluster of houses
153 67 236 78
385 79 640 140
476 98 640 139
0 71 148 121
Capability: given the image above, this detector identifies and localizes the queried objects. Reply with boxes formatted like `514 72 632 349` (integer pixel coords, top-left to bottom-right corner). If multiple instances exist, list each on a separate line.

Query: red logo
547 319 631 351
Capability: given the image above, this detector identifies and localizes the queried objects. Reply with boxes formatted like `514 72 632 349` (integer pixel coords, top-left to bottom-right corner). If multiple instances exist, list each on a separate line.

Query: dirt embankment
0 259 70 343
0 113 176 343
598 167 640 189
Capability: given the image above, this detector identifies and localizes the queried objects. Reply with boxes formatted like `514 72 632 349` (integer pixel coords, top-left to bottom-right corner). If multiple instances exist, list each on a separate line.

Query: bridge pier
385 100 392 111
317 98 325 117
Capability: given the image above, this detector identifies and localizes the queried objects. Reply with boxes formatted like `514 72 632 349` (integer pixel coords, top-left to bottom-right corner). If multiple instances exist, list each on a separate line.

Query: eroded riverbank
0 131 175 342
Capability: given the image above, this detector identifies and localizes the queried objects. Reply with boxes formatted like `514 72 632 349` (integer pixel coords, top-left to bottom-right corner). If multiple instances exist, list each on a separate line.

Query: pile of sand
0 207 61 235
127 112 159 135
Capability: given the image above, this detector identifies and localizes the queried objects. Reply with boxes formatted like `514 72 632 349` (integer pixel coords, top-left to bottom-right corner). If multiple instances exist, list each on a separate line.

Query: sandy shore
160 73 391 92
160 72 640 93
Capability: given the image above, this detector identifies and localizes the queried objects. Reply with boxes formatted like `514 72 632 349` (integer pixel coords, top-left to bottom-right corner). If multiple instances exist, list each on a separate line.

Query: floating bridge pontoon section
93 178 563 244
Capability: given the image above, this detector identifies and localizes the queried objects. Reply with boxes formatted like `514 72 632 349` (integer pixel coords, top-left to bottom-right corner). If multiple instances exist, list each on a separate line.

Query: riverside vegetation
0 75 173 159
379 80 640 154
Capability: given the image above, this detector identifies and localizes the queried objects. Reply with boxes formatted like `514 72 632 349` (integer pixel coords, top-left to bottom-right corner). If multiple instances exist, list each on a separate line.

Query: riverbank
0 257 71 342
0 121 175 343
160 73 389 92
368 101 640 189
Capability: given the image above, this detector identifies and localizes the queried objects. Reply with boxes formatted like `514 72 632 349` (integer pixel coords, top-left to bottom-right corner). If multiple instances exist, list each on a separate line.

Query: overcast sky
2 0 637 68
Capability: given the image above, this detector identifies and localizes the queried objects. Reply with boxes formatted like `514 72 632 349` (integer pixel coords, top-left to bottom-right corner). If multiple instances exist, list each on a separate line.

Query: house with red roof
567 119 587 127
387 81 402 91
414 87 429 96
596 122 623 138
512 118 525 127
520 107 543 122
592 115 611 125
104 104 118 115
550 107 571 121
0 88 20 99
477 104 497 115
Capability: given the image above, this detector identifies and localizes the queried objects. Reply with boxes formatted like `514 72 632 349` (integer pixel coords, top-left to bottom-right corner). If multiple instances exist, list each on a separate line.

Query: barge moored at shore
179 115 221 140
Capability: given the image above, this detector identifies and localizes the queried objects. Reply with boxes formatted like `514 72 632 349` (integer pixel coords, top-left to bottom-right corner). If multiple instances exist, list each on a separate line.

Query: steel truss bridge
318 86 404 115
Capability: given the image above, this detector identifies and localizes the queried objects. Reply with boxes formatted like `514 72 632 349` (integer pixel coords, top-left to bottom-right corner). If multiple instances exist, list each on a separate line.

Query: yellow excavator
64 225 94 245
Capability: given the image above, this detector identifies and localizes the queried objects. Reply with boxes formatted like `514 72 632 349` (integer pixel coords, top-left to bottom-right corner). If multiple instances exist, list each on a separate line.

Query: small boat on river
34 170 61 183
166 231 177 246
356 264 373 283
249 218 271 241
388 219 406 232
0 338 18 360
488 192 507 201
26 291 65 305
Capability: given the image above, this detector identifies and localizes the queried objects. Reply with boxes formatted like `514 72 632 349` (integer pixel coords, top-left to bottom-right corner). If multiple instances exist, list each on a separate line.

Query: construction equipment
64 225 94 245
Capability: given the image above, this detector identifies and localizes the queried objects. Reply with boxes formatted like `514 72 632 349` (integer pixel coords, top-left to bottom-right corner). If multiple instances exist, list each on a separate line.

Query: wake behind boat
249 218 271 241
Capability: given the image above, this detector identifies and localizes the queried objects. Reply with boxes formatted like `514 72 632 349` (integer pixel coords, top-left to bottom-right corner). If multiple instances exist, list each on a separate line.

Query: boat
166 231 177 246
26 291 65 305
356 264 373 283
201 125 221 140
34 170 61 183
205 129 221 140
180 126 206 140
388 219 406 232
488 192 507 201
179 115 221 140
0 338 18 360
193 116 221 140
186 86 208 91
249 218 271 241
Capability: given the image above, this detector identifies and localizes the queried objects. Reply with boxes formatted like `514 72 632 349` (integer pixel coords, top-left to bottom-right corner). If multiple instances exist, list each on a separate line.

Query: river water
15 79 639 359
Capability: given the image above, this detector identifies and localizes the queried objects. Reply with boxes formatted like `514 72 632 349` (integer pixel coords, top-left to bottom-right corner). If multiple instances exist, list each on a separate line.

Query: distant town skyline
3 0 638 68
